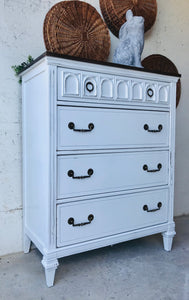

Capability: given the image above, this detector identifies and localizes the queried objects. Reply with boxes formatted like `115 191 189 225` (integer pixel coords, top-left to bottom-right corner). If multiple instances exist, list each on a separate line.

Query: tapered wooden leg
24 234 31 253
162 226 176 252
41 256 59 287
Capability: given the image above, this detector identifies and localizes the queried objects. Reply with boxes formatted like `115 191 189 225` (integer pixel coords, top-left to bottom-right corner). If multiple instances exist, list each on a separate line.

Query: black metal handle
143 163 162 173
147 88 154 98
68 214 94 226
144 124 163 133
68 122 94 132
68 168 94 179
143 202 162 212
86 81 94 92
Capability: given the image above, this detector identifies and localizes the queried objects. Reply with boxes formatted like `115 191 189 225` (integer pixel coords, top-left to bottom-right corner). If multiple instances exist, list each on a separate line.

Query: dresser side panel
22 63 51 250
168 82 177 221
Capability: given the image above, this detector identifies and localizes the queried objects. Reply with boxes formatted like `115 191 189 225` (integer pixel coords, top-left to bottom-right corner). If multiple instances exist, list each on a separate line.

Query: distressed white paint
22 56 177 286
0 0 188 257
57 106 170 149
57 189 169 247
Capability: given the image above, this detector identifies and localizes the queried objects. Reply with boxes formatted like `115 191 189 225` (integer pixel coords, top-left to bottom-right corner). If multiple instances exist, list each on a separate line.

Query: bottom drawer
57 189 169 247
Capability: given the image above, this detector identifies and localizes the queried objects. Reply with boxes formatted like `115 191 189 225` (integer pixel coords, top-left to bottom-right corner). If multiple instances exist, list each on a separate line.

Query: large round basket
43 1 110 61
142 54 181 107
99 0 157 37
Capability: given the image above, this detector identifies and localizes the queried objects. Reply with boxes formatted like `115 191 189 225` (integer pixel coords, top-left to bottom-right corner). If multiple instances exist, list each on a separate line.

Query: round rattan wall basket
99 0 157 37
43 1 110 61
142 54 181 107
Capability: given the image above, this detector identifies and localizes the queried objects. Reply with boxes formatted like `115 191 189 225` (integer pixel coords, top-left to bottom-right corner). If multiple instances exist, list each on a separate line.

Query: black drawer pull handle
143 202 162 212
144 124 163 133
143 163 162 173
68 168 94 179
86 81 94 92
68 214 94 227
68 122 94 132
147 88 154 98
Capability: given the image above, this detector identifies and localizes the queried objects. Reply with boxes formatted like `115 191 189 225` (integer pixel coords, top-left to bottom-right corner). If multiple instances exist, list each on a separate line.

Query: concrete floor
0 216 189 300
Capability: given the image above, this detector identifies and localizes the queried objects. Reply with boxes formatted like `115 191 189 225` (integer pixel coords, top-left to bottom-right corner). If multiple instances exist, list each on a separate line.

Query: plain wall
0 0 188 256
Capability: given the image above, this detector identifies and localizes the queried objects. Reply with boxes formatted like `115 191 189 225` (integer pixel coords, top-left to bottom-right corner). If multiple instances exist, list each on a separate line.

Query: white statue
113 9 144 68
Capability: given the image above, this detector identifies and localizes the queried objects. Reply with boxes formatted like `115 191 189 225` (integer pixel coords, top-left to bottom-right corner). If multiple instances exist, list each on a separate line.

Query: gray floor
1 216 189 300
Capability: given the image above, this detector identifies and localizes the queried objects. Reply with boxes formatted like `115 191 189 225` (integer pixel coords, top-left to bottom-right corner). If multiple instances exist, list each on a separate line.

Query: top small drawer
57 68 170 105
57 106 170 150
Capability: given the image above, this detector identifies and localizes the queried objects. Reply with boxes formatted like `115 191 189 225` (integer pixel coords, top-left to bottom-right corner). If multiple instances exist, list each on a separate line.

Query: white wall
0 0 188 256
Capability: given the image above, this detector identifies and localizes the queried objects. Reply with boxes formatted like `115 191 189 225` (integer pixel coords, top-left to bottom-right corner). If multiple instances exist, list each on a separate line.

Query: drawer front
57 106 169 150
57 151 169 199
57 189 169 247
57 68 170 105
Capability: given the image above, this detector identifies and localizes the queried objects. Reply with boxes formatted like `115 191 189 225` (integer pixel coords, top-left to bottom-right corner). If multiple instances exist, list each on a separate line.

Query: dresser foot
41 257 59 287
24 234 31 253
162 229 176 252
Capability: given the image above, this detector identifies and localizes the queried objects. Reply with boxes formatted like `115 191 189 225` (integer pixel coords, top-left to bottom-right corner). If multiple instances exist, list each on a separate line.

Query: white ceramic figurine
113 9 144 68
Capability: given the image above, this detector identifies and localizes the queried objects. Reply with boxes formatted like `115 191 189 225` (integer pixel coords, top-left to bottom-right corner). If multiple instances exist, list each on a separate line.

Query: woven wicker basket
100 0 157 37
142 54 181 107
43 1 110 61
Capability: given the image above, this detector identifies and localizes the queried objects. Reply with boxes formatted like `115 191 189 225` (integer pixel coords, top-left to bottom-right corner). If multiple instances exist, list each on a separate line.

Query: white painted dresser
21 52 180 287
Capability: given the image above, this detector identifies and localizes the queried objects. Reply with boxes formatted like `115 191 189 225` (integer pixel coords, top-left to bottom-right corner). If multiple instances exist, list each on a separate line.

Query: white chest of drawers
21 53 180 287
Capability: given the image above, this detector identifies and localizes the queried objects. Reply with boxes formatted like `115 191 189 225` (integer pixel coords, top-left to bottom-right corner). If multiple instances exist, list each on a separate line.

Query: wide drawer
57 106 170 150
57 189 169 247
57 151 169 199
57 68 170 105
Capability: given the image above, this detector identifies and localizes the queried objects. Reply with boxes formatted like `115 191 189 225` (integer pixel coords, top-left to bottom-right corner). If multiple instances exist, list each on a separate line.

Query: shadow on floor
0 215 189 300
